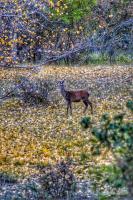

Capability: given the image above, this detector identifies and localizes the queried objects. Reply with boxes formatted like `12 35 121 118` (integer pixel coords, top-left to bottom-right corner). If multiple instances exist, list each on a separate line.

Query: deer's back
67 90 89 102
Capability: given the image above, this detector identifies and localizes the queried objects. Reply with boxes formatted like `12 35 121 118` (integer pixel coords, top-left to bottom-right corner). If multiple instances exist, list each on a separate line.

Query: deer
58 80 93 115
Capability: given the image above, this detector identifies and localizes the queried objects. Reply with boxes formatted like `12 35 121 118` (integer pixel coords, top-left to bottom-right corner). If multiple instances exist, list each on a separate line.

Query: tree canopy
0 0 133 66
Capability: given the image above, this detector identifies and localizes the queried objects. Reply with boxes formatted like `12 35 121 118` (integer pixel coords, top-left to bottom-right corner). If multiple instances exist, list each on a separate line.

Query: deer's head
58 80 65 89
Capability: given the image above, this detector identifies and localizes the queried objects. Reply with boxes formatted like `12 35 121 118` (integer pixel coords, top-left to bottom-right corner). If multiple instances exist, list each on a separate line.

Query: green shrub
91 101 133 197
126 100 133 111
88 53 107 65
117 54 133 64
80 116 92 129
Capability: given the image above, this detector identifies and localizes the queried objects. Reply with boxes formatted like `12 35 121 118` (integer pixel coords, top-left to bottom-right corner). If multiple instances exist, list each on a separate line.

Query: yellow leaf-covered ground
0 65 132 177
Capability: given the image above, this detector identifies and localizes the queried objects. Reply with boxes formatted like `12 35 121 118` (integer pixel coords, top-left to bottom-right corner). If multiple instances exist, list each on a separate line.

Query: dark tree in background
0 0 133 67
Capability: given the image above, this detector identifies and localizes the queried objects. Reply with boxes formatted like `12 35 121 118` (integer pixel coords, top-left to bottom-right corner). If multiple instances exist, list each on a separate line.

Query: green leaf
80 116 91 129
113 113 125 122
126 100 133 111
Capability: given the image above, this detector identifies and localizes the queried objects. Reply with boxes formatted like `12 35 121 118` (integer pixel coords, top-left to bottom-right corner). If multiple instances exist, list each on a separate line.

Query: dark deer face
58 80 67 98
58 80 65 89
59 80 65 86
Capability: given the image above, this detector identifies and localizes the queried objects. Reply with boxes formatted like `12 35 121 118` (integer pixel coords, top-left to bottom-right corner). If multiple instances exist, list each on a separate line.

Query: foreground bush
0 76 55 106
39 160 76 199
91 101 133 197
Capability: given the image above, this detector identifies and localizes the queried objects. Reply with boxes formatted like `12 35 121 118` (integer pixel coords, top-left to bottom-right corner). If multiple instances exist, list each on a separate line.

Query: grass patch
88 164 127 199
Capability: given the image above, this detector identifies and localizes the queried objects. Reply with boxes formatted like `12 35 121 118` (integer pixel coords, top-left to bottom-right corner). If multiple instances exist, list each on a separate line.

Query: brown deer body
59 80 93 115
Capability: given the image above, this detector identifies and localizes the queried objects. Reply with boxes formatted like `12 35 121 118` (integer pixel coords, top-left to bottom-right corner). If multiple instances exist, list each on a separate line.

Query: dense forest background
1 0 133 66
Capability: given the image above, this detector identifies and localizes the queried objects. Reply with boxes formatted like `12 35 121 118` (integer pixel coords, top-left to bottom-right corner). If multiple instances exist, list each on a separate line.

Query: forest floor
0 65 133 199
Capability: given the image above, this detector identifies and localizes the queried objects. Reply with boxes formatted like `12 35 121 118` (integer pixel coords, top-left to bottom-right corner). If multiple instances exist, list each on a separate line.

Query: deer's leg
67 101 72 115
83 99 93 114
83 100 88 113
70 102 72 115
67 102 69 115
88 99 93 114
